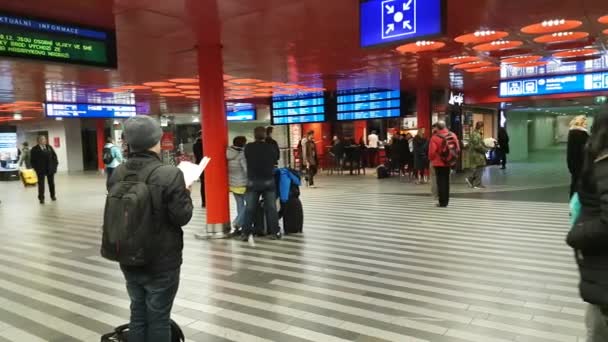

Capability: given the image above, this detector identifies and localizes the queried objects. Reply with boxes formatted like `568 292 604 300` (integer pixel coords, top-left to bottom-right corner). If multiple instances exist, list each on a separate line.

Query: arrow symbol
403 20 412 30
385 23 395 35
385 4 395 14
403 0 413 11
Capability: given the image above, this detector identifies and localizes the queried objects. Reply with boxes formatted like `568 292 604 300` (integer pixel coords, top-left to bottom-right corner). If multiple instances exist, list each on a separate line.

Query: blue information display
226 103 256 121
499 71 608 98
336 88 401 121
360 0 444 48
45 103 136 118
271 92 325 125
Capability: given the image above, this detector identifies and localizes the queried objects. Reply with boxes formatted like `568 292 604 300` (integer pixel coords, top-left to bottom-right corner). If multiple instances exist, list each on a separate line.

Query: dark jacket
266 136 280 162
567 152 608 306
567 129 589 176
497 128 510 154
245 141 278 183
391 139 410 163
193 138 203 164
30 144 58 175
110 152 193 273
413 135 429 169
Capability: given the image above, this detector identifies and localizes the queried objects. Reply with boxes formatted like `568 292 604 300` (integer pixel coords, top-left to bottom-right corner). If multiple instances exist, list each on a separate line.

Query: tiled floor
0 156 584 342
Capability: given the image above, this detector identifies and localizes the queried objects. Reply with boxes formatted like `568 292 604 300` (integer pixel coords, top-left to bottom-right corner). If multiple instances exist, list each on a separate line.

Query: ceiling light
168 78 198 84
118 85 151 91
55 117 63 121
598 15 608 24
176 85 199 90
152 88 180 93
453 61 493 69
97 88 124 93
437 56 479 65
534 31 589 43
473 40 523 52
502 55 542 64
396 41 445 53
12 113 22 120
230 78 262 85
521 19 582 34
143 81 176 87
553 48 599 58
455 30 508 44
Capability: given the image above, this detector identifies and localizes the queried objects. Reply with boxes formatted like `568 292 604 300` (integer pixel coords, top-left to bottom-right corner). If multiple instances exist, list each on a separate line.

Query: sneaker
465 178 473 188
309 185 316 189
474 185 486 190
248 234 256 247
270 232 283 240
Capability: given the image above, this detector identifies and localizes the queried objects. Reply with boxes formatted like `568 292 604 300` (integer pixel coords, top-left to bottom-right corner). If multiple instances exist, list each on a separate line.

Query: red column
187 0 230 235
416 58 432 134
354 120 367 143
96 119 105 172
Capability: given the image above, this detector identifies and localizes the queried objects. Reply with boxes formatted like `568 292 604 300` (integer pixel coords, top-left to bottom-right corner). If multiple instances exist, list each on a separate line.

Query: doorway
81 128 98 171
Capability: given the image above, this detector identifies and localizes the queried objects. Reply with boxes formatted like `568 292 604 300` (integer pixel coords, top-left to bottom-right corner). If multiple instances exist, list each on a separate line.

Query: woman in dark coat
568 115 590 198
497 127 510 170
567 112 608 340
413 128 429 184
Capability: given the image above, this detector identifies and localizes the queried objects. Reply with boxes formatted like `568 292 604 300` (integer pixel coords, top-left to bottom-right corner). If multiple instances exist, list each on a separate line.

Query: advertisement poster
0 132 18 170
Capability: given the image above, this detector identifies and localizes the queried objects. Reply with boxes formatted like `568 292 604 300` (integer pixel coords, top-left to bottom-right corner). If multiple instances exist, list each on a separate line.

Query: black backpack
377 164 390 179
100 319 185 342
102 147 114 165
101 162 162 266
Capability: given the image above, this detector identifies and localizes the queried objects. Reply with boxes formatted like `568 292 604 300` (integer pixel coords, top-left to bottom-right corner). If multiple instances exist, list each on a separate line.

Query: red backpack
438 133 460 168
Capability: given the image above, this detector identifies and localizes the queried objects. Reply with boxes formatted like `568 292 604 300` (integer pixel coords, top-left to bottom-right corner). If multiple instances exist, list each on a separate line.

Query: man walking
103 115 193 342
428 121 460 208
30 135 58 204
193 132 206 208
103 136 124 191
241 126 281 244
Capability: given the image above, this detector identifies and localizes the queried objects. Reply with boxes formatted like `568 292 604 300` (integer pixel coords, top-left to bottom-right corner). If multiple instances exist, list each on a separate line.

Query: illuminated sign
337 88 401 121
499 72 608 97
360 0 445 48
0 13 116 67
448 91 464 106
45 103 136 118
271 93 325 125
226 103 256 121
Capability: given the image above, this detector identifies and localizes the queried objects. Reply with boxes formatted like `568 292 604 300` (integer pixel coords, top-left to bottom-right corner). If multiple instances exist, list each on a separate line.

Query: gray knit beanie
124 116 162 152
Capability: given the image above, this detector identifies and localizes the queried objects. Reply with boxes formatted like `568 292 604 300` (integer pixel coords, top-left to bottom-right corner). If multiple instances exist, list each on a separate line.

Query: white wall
506 112 529 161
530 115 556 151
16 119 84 172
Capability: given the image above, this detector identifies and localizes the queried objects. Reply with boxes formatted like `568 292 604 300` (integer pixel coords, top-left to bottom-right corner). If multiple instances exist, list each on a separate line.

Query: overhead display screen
271 93 325 125
499 72 608 98
0 13 117 67
226 103 256 121
360 0 444 48
337 89 401 121
45 103 136 118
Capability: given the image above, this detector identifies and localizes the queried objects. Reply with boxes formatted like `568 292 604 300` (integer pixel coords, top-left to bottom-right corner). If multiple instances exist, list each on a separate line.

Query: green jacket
468 130 487 168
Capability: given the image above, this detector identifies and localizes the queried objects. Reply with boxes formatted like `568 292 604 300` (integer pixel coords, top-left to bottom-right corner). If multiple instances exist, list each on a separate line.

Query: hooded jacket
226 146 247 188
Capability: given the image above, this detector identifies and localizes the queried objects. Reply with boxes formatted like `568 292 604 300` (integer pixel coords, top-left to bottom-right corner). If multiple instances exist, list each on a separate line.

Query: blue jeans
122 268 180 342
233 193 246 228
242 185 279 236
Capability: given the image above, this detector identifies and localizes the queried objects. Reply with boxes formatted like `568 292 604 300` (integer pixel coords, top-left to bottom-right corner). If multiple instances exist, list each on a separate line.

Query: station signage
226 103 256 121
336 88 401 121
360 0 445 48
271 92 326 125
45 103 136 118
0 13 117 67
499 72 608 97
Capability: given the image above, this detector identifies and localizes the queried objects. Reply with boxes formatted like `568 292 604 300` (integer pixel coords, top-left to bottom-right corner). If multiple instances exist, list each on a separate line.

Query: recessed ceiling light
12 113 22 120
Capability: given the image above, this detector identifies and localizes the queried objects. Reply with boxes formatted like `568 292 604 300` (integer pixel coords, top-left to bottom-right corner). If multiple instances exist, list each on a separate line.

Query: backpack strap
137 162 163 184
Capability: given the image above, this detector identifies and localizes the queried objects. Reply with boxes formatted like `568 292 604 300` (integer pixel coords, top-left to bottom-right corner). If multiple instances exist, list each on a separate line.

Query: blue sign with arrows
499 72 608 98
360 0 444 48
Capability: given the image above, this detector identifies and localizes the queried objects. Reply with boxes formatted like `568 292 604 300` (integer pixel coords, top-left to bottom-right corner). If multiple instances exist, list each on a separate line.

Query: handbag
570 193 582 226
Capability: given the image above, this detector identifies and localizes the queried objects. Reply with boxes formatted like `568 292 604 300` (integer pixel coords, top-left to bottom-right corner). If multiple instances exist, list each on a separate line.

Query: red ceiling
0 0 607 122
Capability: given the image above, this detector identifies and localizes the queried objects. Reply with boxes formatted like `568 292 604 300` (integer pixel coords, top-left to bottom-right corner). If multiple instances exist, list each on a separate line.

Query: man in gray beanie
103 115 193 342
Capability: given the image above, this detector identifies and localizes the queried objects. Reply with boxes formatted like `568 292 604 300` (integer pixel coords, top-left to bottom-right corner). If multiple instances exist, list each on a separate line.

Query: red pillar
354 121 367 143
96 119 105 172
415 58 433 134
187 0 230 236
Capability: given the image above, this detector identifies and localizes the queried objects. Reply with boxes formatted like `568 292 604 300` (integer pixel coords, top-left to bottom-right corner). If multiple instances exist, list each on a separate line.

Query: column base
194 222 231 240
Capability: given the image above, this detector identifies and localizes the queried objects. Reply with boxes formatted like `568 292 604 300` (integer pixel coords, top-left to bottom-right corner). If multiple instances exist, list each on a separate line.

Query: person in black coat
30 135 59 204
496 127 510 170
568 115 590 198
192 132 206 208
567 112 608 340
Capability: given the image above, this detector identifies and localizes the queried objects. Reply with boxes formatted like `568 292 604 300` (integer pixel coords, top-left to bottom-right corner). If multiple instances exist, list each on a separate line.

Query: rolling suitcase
100 320 185 342
282 197 304 234
20 169 38 186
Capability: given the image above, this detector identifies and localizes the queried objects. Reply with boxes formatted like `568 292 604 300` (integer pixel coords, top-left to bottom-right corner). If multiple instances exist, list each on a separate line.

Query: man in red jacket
428 121 460 208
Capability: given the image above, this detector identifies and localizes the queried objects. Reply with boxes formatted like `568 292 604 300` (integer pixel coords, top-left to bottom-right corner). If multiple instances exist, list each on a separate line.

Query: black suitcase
101 320 185 342
282 197 304 234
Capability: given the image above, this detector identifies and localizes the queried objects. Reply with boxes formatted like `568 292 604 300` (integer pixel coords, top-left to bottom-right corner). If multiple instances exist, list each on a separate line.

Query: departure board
45 103 136 118
0 13 117 67
337 89 401 121
226 103 256 121
271 92 325 125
